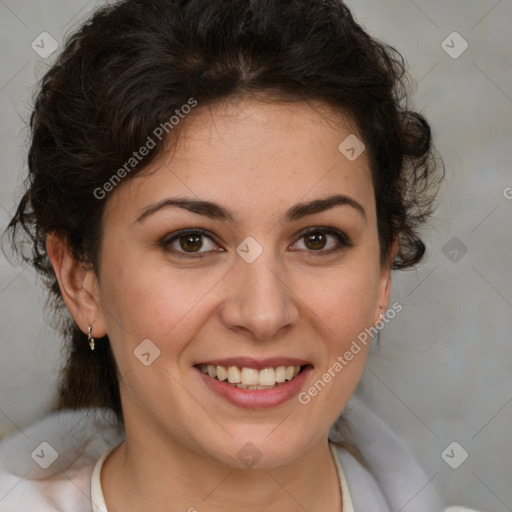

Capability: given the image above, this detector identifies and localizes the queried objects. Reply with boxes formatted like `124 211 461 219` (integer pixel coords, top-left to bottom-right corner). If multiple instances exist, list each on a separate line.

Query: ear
374 237 399 323
46 233 107 338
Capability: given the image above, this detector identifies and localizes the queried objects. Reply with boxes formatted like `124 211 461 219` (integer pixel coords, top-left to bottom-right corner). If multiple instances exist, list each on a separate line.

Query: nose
218 247 300 341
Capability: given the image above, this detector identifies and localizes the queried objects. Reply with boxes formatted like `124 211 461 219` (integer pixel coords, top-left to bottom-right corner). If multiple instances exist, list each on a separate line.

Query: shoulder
0 409 123 512
330 398 482 512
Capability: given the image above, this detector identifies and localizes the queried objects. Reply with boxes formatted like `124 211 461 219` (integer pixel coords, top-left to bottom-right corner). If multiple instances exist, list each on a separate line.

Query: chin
198 426 317 470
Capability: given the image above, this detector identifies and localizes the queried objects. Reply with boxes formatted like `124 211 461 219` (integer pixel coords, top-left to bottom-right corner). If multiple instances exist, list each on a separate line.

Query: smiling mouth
196 364 309 390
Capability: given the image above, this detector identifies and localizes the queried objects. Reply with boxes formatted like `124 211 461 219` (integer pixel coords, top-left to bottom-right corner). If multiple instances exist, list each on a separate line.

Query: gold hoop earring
88 325 95 351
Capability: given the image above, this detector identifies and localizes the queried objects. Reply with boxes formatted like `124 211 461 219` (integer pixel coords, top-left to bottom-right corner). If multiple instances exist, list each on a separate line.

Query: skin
47 98 396 512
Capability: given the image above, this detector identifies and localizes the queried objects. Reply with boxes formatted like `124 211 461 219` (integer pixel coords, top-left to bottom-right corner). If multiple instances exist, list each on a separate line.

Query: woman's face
92 98 392 468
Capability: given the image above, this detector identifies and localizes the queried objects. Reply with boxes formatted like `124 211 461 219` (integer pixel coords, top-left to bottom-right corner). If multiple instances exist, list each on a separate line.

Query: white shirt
0 399 480 511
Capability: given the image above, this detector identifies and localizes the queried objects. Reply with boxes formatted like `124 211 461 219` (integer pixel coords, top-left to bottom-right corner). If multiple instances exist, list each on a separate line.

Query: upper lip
194 357 312 370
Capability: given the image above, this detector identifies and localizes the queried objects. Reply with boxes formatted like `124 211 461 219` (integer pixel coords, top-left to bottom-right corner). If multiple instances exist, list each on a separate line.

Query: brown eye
292 228 353 253
161 229 222 258
304 232 328 250
179 234 203 252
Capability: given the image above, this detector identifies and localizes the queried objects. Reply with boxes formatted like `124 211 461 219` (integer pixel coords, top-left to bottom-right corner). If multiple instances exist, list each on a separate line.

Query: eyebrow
135 193 366 224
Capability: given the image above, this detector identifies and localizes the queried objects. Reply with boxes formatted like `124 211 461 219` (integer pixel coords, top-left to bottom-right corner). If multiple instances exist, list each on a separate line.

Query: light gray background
0 1 511 510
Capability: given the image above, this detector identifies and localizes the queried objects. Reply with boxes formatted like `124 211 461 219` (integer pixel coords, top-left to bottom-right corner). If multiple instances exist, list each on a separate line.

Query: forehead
105 98 374 223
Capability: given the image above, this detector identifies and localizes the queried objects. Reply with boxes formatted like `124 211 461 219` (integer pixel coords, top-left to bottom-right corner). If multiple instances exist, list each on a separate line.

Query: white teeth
275 366 286 383
216 365 228 381
258 368 276 386
199 364 304 388
241 367 259 385
227 366 241 383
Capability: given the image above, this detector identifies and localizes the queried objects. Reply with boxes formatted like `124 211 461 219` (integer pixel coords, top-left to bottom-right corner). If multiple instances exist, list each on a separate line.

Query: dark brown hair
5 0 443 431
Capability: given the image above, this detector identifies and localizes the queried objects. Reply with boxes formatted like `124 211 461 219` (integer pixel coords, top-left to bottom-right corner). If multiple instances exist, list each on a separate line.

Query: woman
0 0 475 510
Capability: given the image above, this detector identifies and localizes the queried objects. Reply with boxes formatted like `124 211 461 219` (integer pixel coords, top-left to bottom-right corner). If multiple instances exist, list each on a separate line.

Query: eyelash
160 227 353 259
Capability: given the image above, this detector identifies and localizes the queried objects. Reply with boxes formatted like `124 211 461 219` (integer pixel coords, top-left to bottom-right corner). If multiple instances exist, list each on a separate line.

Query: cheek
293 263 379 420
298 262 380 343
98 244 226 355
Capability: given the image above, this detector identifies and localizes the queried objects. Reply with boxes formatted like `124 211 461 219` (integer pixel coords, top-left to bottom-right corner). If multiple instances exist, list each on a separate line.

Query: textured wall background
0 1 510 510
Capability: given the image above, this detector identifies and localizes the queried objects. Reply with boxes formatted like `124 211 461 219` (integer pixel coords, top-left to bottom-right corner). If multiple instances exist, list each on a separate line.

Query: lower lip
195 366 313 409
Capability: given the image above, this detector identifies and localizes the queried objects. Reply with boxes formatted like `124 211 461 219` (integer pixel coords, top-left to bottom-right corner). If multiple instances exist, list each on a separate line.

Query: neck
102 420 342 512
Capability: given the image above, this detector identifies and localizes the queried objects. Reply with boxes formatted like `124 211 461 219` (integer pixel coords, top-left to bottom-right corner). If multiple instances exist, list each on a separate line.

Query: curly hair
5 0 443 424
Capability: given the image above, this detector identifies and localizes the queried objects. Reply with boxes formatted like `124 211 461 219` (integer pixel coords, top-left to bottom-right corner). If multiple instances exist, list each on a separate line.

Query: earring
379 313 384 321
88 325 95 351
